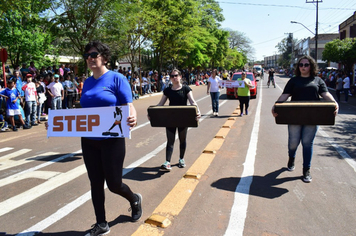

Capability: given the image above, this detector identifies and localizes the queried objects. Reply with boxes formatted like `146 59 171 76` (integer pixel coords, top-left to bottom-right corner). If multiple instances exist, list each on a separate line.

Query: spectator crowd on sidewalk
0 62 237 133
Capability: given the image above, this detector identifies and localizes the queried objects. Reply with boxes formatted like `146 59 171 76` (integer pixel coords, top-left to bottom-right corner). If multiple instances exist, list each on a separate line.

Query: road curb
131 109 240 235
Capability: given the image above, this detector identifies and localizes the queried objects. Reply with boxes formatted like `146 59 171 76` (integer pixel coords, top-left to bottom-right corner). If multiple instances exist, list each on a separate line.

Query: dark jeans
344 88 350 102
165 127 188 162
81 137 136 223
210 92 220 113
336 89 342 102
66 91 74 109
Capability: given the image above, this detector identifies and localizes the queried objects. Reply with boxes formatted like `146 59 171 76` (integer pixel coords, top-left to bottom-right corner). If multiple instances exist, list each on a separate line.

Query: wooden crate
274 101 336 125
148 105 198 127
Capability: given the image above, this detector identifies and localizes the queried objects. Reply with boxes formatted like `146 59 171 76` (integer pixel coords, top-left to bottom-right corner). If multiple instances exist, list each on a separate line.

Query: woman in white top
206 69 221 116
343 73 350 102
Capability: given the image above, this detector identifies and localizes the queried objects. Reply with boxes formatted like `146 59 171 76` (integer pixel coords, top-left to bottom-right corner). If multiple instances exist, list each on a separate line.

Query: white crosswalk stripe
0 151 59 171
0 149 31 161
0 147 14 153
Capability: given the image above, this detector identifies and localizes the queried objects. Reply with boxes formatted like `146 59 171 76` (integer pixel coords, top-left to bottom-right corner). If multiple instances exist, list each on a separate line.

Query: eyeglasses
299 63 310 68
170 74 179 78
83 52 100 59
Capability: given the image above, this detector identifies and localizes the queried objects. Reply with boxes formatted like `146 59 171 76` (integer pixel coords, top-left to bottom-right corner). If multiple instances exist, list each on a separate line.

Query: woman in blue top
80 41 142 236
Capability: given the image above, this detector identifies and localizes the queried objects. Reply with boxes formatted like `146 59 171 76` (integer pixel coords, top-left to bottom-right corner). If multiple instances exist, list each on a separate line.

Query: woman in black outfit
154 69 201 171
272 55 338 183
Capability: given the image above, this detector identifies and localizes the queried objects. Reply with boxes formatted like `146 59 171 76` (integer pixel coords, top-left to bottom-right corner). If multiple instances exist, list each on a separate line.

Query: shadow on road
124 166 169 181
211 168 300 199
3 215 132 236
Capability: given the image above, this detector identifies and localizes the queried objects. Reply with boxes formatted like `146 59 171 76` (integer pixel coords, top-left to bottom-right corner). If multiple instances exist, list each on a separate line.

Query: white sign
47 106 131 138
219 80 240 88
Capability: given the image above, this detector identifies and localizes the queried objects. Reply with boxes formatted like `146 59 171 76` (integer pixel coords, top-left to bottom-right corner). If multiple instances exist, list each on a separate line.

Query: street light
291 21 318 62
290 21 315 35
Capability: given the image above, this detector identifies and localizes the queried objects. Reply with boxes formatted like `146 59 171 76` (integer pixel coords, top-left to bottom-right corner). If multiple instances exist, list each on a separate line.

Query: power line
217 1 356 11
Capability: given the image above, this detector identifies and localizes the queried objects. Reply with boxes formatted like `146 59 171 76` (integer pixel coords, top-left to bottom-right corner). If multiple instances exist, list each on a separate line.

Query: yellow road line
131 109 239 236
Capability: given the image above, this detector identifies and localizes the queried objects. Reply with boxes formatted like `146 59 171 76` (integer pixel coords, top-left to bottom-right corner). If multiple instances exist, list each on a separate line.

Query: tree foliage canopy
322 38 356 74
1 0 251 72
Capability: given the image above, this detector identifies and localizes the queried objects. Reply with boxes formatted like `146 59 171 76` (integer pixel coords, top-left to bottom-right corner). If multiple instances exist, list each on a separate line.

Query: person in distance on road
207 69 221 116
234 72 253 116
271 55 338 183
267 68 275 88
80 41 142 236
152 69 201 171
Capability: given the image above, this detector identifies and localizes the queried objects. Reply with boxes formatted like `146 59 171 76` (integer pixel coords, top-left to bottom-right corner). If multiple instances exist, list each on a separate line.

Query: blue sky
216 0 356 61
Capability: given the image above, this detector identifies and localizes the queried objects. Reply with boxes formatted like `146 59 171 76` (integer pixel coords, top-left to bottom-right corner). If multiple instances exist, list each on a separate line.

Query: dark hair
295 55 318 77
9 76 17 83
84 40 111 62
171 69 182 76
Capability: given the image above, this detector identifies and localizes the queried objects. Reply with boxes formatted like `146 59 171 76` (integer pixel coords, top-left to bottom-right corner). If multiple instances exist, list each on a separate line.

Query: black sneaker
85 222 110 236
31 123 39 126
129 193 142 222
287 157 295 171
302 168 312 183
23 125 32 129
13 126 18 132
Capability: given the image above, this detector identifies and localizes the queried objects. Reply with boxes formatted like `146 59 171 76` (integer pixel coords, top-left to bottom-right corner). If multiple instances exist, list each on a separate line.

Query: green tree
143 0 201 73
49 0 116 73
275 34 297 68
209 28 229 68
223 48 246 70
0 8 54 68
322 38 356 75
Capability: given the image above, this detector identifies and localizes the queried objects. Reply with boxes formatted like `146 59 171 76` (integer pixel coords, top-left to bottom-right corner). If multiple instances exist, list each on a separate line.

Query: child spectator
0 108 9 131
0 79 31 131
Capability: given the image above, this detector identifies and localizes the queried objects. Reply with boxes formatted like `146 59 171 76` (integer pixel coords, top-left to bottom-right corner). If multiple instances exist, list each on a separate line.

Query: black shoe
302 168 312 183
287 157 295 171
85 222 110 236
23 125 32 129
31 123 39 126
13 126 18 132
129 193 142 222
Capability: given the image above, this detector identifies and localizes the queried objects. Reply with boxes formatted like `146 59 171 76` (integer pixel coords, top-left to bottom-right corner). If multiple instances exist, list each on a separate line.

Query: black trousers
165 127 188 162
81 137 136 223
238 96 250 114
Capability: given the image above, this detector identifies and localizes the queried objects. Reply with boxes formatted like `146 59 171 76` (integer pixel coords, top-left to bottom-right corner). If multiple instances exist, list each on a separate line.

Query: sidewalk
328 87 356 107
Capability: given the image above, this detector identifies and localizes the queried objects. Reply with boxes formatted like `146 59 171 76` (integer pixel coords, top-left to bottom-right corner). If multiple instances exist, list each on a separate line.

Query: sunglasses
299 63 310 68
83 52 100 59
170 74 179 78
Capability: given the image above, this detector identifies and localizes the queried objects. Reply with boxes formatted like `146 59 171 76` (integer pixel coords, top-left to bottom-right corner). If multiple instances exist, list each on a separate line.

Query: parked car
226 72 257 99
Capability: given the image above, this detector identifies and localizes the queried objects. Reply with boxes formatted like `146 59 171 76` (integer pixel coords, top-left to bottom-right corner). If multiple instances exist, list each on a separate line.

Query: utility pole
306 0 322 64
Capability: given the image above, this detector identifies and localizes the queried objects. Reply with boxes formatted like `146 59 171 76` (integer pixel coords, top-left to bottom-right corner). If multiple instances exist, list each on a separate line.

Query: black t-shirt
163 85 192 105
283 76 328 101
36 84 45 94
269 71 275 77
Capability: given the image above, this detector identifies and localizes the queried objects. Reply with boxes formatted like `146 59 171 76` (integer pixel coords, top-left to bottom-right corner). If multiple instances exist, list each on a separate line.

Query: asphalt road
0 74 355 236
